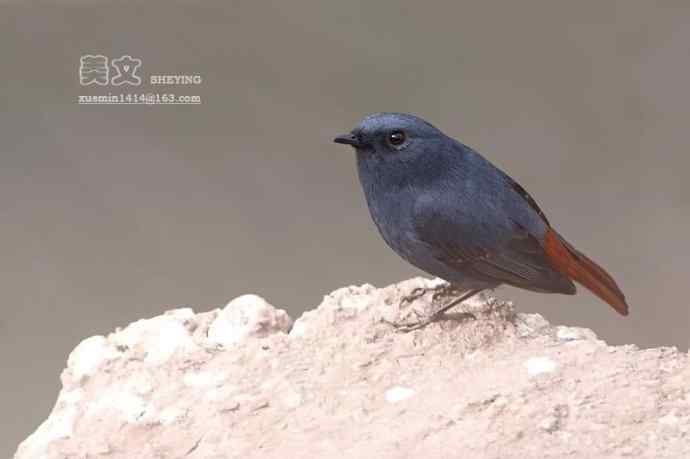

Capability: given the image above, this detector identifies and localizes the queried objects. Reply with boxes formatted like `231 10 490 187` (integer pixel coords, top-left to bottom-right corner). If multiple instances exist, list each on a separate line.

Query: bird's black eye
387 130 407 147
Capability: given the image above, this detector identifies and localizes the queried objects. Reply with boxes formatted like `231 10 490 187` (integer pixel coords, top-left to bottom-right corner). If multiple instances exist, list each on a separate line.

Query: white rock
289 319 308 337
14 277 690 459
539 416 559 432
116 392 151 423
110 315 197 365
525 357 558 377
557 327 583 341
427 277 448 289
557 326 596 342
59 388 84 405
85 386 151 424
159 406 185 425
385 386 415 403
17 403 80 459
67 335 118 381
47 405 79 440
207 294 292 346
282 389 303 409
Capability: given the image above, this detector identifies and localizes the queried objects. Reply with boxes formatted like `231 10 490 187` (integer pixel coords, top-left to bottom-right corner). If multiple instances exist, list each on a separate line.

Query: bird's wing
413 200 576 294
504 174 550 226
471 229 576 293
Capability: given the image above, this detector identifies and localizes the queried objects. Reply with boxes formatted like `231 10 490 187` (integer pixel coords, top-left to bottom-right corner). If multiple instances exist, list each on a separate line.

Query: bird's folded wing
470 232 576 294
414 209 576 294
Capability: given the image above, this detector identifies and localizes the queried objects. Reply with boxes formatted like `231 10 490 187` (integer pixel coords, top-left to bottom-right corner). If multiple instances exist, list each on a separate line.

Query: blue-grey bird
334 113 628 326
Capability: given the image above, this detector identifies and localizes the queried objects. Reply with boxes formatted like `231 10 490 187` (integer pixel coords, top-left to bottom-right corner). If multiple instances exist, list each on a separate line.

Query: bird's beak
333 132 361 147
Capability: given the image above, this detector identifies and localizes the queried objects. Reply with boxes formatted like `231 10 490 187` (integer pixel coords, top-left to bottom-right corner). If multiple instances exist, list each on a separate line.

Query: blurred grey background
2 1 689 455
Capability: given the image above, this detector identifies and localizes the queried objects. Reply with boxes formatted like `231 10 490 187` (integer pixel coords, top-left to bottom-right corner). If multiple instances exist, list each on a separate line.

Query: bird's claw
398 287 429 307
385 311 476 333
398 283 458 309
389 283 480 332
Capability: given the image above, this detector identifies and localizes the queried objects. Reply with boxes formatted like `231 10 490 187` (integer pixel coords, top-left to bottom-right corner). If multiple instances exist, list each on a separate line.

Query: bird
334 112 628 329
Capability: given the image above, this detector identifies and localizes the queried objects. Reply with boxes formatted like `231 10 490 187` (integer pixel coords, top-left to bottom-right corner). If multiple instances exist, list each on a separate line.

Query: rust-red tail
543 229 628 316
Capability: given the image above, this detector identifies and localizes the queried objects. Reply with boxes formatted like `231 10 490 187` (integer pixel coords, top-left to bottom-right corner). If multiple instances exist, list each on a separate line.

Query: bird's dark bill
333 132 361 147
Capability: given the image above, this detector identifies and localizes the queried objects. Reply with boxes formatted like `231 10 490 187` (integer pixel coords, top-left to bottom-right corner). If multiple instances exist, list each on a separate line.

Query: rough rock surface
15 278 690 459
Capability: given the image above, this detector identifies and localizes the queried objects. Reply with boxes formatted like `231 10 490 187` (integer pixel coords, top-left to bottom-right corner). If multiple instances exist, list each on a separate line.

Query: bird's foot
387 310 476 333
397 282 459 309
430 284 466 303
386 286 482 333
398 286 430 308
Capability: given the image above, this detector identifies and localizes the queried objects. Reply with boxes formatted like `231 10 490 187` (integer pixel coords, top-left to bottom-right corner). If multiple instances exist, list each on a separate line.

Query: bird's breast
362 185 443 275
360 178 408 240
356 155 446 270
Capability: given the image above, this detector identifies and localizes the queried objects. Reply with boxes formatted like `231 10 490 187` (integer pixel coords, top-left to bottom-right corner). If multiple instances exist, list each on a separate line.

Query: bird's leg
395 282 459 319
428 288 483 319
398 282 462 310
430 283 467 304
391 288 483 333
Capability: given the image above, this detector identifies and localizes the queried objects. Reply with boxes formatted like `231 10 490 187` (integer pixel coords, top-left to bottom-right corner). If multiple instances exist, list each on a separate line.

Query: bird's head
334 113 457 188
334 112 445 158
